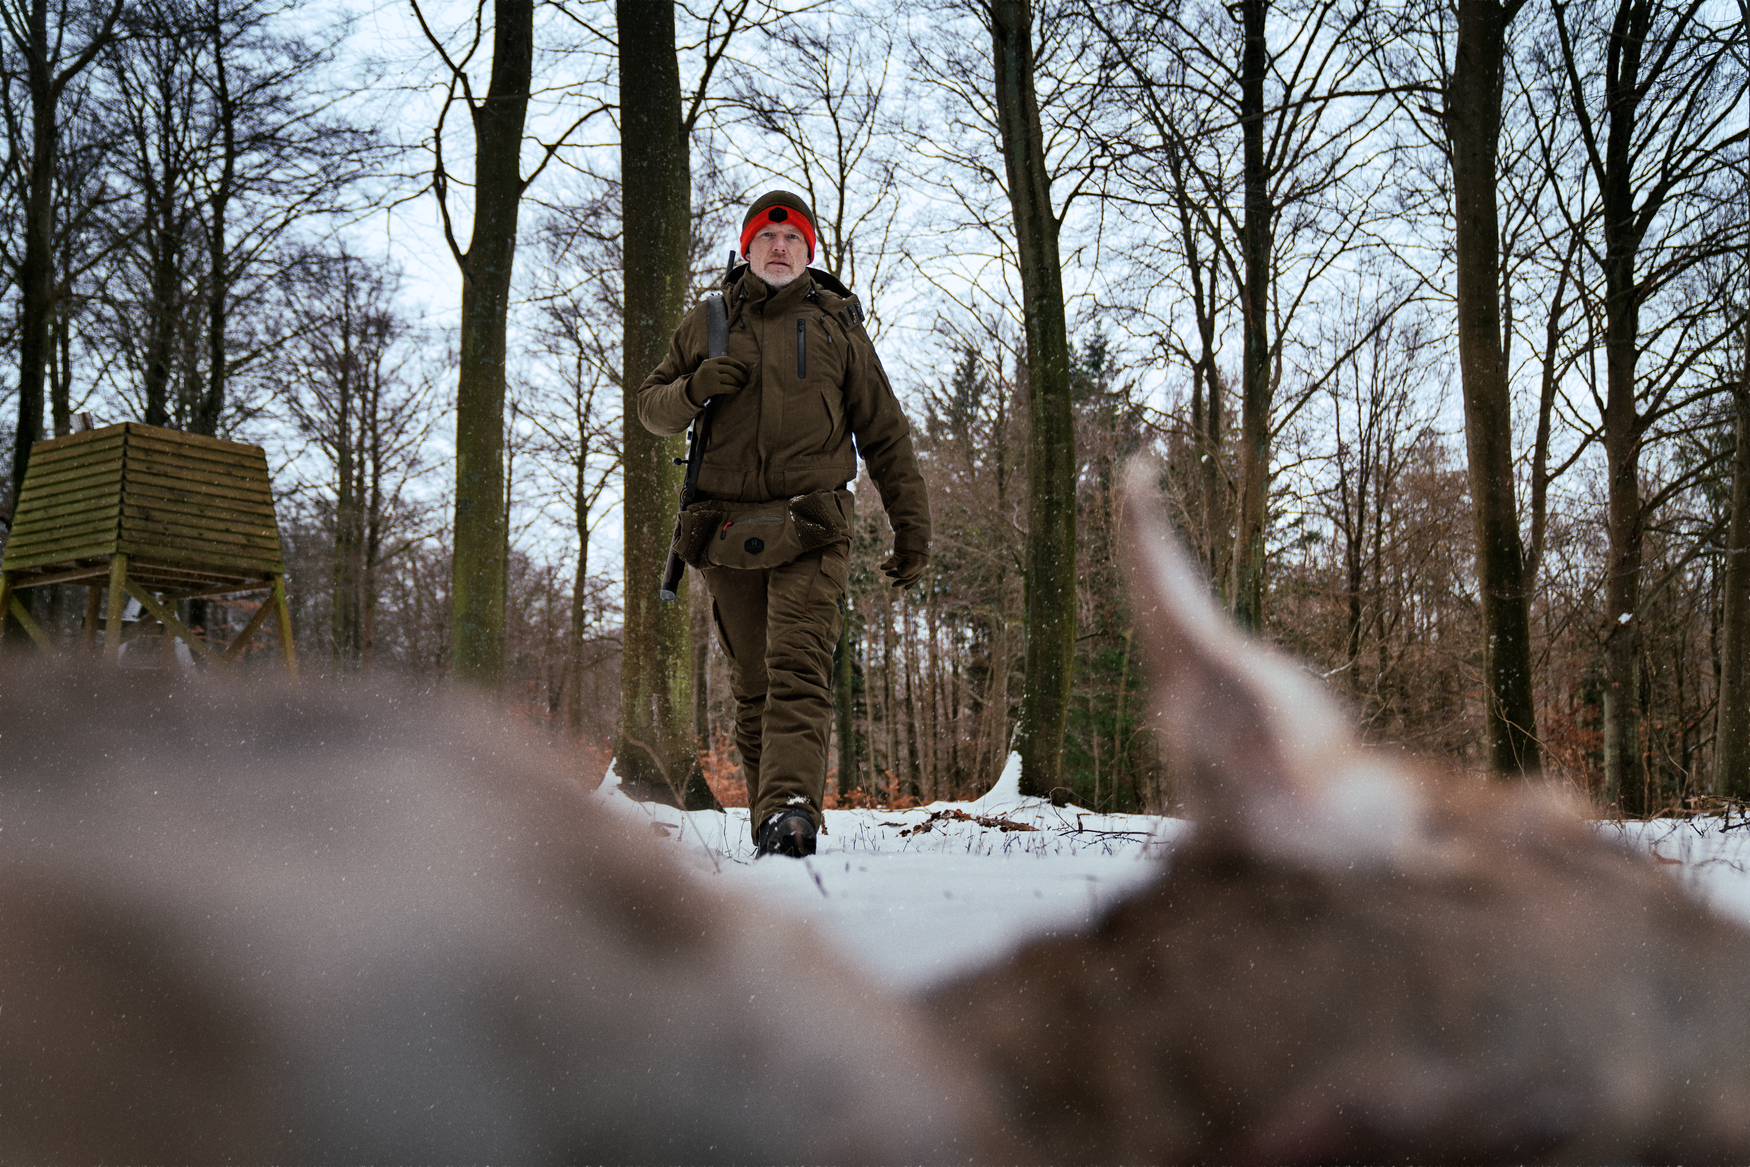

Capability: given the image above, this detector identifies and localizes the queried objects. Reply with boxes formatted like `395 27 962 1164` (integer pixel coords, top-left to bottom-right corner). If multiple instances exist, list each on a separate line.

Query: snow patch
972 752 1023 809
591 761 1750 992
599 772 1181 990
1602 817 1750 931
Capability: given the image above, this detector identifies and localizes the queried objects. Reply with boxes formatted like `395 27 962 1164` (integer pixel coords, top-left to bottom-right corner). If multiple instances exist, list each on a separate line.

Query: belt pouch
672 499 725 568
704 490 852 570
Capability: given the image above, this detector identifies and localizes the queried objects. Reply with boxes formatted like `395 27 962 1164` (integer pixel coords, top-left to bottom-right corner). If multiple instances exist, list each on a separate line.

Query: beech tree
1443 0 1541 774
990 0 1077 797
102 2 201 429
615 0 715 806
82 0 370 446
416 0 595 689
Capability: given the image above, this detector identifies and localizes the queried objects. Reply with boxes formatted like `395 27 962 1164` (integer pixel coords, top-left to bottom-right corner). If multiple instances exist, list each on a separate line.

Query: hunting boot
756 808 816 858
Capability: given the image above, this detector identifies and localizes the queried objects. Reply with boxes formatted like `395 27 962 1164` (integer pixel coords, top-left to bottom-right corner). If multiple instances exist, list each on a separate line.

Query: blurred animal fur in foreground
929 463 1750 1164
11 473 1750 1167
0 668 982 1164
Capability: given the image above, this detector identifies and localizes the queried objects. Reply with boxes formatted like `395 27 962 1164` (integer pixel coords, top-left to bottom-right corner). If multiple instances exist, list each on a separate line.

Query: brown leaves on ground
895 808 1039 837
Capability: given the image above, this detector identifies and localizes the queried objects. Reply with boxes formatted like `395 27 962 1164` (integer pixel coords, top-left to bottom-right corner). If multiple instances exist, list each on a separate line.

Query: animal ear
1120 459 1423 866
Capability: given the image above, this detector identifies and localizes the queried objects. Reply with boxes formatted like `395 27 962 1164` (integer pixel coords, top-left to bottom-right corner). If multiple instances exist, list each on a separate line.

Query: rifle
659 289 730 601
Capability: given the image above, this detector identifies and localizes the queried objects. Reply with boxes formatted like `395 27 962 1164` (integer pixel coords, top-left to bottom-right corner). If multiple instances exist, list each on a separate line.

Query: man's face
747 222 809 287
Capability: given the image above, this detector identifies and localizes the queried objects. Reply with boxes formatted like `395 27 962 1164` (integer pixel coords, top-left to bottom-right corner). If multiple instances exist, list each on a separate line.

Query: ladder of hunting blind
0 422 297 674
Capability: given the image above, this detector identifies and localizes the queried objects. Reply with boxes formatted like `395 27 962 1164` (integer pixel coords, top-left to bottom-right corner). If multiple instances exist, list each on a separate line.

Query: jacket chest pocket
793 315 848 383
809 317 850 448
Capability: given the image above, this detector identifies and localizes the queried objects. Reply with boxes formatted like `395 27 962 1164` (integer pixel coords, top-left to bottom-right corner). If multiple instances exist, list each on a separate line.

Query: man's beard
757 260 802 287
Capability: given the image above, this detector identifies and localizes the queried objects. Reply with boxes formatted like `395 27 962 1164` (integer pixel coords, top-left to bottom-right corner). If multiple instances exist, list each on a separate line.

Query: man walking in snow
637 190 931 857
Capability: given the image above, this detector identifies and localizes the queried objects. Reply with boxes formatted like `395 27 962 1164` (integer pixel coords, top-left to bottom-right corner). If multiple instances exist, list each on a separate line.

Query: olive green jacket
636 266 930 554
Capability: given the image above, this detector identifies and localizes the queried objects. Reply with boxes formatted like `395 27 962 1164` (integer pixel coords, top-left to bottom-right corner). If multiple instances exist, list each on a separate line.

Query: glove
688 356 750 405
880 548 930 589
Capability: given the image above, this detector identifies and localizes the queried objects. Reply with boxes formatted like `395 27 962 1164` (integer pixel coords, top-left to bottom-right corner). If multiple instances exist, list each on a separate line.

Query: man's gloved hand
688 356 750 406
880 548 930 589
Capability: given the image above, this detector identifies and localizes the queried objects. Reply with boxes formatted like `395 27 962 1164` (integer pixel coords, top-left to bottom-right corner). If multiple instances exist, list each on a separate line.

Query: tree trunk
1231 0 1272 633
142 191 181 426
332 326 359 670
11 0 56 520
1342 457 1367 694
991 0 1076 797
6 0 117 641
448 0 531 691
1445 0 1541 777
1601 385 1644 813
1717 326 1750 798
362 383 382 672
196 3 235 440
190 74 232 649
927 596 941 797
1593 0 1649 813
1187 249 1225 590
616 0 706 808
882 593 897 800
566 464 589 738
904 606 922 798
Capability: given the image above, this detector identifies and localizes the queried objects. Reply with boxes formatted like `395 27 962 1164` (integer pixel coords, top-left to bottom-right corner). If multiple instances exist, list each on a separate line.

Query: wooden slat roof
1 422 286 591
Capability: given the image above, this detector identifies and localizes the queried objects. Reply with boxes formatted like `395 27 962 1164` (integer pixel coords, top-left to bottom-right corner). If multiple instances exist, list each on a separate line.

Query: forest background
0 0 1742 817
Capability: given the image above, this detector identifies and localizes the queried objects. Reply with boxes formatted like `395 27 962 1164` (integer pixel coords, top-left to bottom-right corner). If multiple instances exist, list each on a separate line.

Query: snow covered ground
1608 816 1750 924
596 758 1750 994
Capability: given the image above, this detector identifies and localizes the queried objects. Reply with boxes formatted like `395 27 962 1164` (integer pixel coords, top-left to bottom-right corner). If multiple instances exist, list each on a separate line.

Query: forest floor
597 756 1750 993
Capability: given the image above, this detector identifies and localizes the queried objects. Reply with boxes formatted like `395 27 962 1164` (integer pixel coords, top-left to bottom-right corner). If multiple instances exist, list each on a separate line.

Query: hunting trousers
702 542 848 839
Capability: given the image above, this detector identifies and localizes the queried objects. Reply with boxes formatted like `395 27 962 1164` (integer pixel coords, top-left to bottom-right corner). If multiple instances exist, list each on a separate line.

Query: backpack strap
706 293 728 358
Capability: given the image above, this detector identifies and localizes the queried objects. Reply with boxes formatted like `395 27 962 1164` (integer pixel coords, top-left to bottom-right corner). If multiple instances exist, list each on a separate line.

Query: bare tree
101 0 202 428
989 0 1078 796
1718 320 1750 796
1443 0 1541 774
86 0 374 441
281 250 437 672
719 7 901 317
0 0 120 511
523 205 623 740
1547 0 1746 812
191 0 377 438
414 0 601 689
1085 0 1404 633
615 0 755 806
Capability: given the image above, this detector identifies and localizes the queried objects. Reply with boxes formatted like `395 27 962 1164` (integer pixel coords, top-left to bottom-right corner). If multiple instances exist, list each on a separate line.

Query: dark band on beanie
740 190 817 261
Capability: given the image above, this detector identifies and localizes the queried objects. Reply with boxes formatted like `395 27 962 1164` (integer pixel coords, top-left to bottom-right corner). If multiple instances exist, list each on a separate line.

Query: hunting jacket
636 265 931 555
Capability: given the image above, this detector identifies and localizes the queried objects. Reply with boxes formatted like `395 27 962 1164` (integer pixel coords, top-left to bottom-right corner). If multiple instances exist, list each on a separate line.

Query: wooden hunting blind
0 422 297 672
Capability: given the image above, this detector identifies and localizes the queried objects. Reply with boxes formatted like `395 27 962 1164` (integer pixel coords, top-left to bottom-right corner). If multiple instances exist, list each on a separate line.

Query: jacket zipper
797 318 807 379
